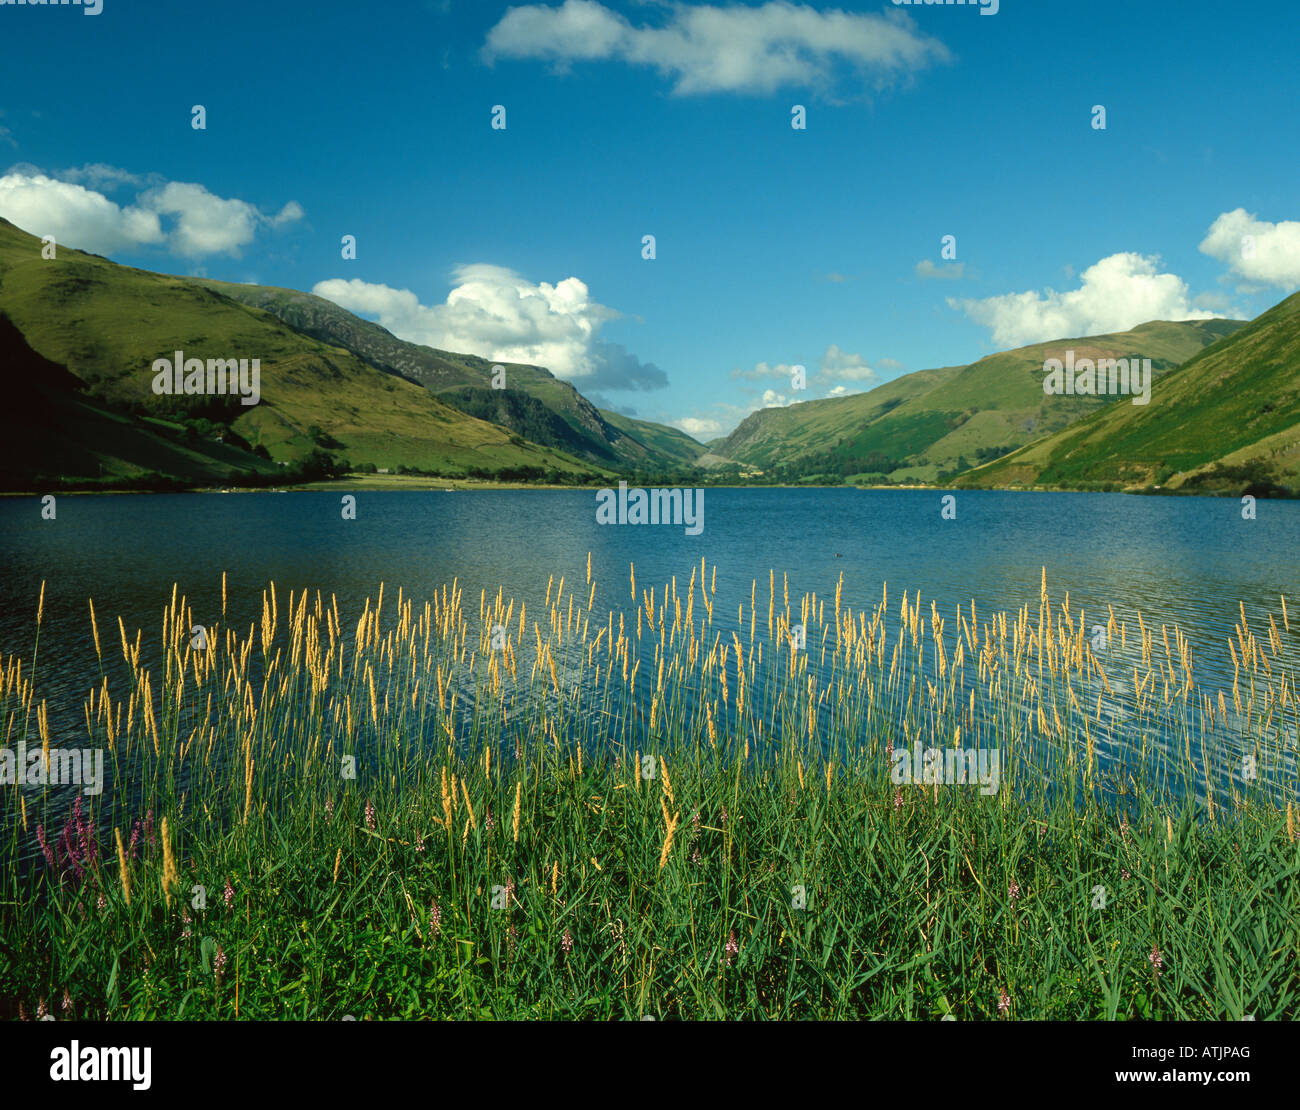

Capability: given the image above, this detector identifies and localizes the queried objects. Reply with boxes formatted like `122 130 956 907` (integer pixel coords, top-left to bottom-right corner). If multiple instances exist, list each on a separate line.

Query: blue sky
1 0 1297 440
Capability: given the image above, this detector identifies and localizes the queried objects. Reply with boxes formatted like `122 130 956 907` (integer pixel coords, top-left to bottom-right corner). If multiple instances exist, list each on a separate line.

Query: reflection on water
1 487 1297 829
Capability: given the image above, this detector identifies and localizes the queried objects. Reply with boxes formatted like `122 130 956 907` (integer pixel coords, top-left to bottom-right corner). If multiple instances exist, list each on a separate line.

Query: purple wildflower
35 824 55 869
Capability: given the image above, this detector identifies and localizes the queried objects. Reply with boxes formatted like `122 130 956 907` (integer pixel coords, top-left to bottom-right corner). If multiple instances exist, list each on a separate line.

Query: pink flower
724 930 739 967
1008 879 1020 908
998 987 1011 1015
561 928 573 955
364 799 376 830
223 878 235 908
429 901 442 937
35 824 55 869
1148 946 1164 976
214 945 228 981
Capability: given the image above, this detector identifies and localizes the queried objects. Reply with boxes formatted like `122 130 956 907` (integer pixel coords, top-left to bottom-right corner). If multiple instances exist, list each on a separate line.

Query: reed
0 562 1296 1019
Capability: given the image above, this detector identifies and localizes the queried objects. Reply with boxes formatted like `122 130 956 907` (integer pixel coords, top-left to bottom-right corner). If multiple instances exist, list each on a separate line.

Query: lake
2 487 1297 813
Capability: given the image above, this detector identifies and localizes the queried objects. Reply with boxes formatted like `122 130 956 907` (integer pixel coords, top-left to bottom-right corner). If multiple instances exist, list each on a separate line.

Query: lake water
2 487 1298 810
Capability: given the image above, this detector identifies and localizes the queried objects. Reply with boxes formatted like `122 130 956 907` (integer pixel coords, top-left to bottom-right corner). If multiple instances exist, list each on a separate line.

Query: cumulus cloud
915 259 964 281
483 0 950 96
313 266 666 391
674 416 725 440
1199 208 1300 290
731 344 878 393
0 167 303 257
819 343 876 383
949 253 1218 349
139 182 301 257
0 172 164 254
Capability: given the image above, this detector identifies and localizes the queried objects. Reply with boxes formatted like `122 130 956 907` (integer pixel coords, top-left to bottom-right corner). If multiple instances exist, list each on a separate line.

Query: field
1 562 1297 1019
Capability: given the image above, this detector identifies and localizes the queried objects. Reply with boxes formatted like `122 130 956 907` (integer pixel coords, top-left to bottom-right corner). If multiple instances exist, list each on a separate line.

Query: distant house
377 468 390 474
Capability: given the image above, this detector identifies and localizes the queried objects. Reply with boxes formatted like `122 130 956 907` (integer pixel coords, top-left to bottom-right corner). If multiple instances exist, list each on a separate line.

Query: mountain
956 289 1300 495
0 312 286 488
193 280 703 471
711 319 1245 483
597 410 707 468
0 218 603 487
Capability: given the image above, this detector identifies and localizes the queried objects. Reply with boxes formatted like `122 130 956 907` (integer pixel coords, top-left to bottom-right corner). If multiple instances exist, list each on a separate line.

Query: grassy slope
0 312 282 486
714 320 1244 480
0 218 598 479
195 280 702 470
958 291 1300 492
597 410 706 467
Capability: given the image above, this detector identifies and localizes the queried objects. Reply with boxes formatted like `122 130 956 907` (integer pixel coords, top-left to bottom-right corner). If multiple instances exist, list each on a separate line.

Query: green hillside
958 289 1300 495
194 280 701 471
0 218 601 486
0 312 286 489
598 410 706 468
712 319 1244 483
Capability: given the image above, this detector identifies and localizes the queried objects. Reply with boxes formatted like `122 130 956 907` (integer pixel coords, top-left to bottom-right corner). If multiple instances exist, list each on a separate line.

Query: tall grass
1 559 1296 1018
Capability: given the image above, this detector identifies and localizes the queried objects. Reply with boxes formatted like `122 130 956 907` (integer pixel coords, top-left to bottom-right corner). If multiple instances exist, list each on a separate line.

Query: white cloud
140 182 292 257
915 259 964 281
762 388 792 408
730 344 876 388
819 343 876 383
0 172 164 253
1199 208 1300 290
675 416 725 440
313 266 666 390
484 0 950 96
0 167 303 257
950 252 1218 349
59 163 147 190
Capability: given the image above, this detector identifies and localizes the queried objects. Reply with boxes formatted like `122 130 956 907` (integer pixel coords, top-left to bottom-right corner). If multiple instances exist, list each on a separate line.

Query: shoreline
1 476 1291 498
